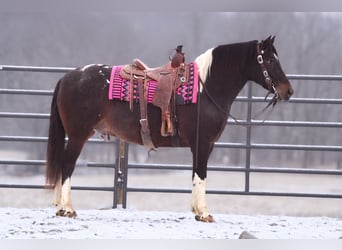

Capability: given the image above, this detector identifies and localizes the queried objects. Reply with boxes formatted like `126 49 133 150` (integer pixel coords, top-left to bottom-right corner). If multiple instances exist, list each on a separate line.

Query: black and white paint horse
46 36 293 222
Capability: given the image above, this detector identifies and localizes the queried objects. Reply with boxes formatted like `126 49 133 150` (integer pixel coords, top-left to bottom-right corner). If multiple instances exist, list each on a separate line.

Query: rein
200 79 275 125
199 78 230 117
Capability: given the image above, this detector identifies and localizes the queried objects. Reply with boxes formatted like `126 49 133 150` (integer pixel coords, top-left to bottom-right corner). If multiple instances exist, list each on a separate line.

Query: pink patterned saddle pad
108 62 198 105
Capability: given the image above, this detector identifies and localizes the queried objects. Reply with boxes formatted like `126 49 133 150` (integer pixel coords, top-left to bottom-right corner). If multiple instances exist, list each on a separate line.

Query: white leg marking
53 176 62 206
60 177 74 213
191 173 210 218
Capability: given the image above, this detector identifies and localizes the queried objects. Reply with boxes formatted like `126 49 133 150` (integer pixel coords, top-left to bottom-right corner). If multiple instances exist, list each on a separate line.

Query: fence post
245 82 253 192
113 139 129 208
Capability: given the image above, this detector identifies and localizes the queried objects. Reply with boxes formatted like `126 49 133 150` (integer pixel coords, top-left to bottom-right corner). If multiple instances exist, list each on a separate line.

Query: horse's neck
206 42 256 107
202 77 246 120
205 71 248 107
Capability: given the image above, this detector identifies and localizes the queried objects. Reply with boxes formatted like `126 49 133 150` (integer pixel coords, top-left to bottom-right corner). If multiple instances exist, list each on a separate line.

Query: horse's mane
195 40 258 84
195 48 214 84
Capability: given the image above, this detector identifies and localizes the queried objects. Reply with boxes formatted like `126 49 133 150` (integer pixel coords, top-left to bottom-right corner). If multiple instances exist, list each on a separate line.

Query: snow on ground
1 207 342 239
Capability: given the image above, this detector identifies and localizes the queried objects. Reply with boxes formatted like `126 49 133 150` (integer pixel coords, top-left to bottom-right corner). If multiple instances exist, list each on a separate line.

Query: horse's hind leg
53 177 62 207
55 137 89 218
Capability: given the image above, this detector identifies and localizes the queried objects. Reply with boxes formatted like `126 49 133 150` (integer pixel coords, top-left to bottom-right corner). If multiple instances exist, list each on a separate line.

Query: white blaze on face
60 177 74 212
195 48 213 92
191 173 210 218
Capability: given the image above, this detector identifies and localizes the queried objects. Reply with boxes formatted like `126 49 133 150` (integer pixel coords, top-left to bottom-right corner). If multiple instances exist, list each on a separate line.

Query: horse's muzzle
276 82 294 101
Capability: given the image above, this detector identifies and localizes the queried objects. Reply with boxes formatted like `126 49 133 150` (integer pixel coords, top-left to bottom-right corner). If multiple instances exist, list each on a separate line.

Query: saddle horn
171 45 185 68
175 45 183 53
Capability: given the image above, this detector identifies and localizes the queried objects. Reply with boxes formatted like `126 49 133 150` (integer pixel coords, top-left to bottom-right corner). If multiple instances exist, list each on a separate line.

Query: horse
45 36 293 222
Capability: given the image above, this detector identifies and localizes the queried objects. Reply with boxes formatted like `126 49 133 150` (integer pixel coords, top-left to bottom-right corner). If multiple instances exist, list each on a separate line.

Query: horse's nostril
288 88 294 97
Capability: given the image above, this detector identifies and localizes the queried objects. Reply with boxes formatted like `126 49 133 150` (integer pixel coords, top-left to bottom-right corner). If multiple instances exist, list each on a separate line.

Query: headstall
256 43 278 97
256 43 279 108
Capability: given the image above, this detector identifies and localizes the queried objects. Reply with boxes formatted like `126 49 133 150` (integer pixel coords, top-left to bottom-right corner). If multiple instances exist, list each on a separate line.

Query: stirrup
160 119 174 137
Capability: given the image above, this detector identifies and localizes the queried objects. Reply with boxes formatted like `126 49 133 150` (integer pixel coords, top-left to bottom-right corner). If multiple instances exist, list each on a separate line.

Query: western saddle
119 45 188 148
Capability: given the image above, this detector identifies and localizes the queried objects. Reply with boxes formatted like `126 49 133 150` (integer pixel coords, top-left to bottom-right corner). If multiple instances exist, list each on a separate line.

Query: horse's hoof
56 209 77 218
195 214 215 223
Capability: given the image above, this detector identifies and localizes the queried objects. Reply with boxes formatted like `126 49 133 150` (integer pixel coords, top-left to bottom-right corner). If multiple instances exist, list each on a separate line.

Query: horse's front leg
192 173 214 222
191 143 215 223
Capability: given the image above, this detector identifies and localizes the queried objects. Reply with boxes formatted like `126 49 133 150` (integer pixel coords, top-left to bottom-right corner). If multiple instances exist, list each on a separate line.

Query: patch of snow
0 208 341 239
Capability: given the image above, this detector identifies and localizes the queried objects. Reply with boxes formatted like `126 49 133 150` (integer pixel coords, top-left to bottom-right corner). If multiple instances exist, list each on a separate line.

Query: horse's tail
45 79 65 189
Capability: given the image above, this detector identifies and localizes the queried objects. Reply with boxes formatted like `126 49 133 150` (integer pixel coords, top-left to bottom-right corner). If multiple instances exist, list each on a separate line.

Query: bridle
256 43 278 97
256 42 280 109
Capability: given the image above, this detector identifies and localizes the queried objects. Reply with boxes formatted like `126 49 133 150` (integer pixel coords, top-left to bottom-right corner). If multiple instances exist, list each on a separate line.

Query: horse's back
55 65 112 135
58 64 111 97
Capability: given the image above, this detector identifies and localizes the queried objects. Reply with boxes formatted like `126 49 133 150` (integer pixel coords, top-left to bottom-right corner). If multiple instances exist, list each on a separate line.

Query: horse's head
255 35 293 101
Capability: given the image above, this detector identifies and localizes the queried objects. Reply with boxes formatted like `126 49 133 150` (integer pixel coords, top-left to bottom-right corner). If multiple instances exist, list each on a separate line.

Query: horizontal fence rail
1 65 342 209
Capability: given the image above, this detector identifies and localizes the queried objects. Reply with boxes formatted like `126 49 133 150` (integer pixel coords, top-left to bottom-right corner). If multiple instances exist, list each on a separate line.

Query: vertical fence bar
112 139 129 208
112 139 120 208
121 142 129 208
244 82 253 192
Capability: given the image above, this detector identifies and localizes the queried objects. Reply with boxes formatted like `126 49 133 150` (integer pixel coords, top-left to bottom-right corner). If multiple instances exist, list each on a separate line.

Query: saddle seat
133 58 150 70
120 58 175 83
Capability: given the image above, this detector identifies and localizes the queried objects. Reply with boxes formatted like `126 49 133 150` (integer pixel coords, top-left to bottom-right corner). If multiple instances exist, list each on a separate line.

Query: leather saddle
119 46 188 146
120 59 175 84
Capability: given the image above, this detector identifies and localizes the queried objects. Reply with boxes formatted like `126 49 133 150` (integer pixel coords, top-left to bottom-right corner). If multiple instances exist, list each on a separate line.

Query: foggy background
0 12 342 174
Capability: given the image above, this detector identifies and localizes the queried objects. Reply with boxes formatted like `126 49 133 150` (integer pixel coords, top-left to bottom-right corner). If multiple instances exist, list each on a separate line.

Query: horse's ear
261 35 275 49
264 35 271 41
